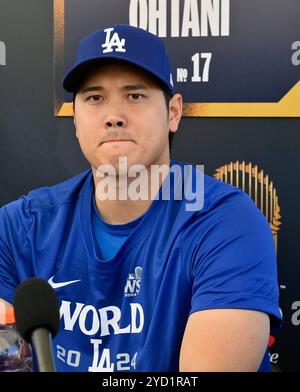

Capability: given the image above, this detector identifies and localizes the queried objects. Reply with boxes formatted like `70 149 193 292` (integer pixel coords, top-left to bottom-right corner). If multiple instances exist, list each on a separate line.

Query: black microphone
13 277 60 372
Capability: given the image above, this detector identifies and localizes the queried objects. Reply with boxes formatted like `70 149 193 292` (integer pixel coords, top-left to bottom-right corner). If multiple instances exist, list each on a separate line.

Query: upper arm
0 206 20 303
179 309 270 372
182 191 282 331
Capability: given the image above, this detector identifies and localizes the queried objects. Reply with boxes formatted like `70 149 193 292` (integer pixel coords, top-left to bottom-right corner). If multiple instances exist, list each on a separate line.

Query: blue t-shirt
0 160 282 372
91 196 141 260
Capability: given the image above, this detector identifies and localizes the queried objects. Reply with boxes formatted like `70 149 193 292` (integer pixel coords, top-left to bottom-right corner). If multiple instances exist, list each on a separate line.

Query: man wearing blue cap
0 24 281 372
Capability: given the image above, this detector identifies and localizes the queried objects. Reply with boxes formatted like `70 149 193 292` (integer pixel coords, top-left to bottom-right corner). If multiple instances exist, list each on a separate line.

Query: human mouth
101 139 133 145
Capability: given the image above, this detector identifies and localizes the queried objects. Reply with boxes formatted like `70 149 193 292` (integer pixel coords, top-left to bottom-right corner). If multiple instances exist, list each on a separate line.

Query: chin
93 156 129 173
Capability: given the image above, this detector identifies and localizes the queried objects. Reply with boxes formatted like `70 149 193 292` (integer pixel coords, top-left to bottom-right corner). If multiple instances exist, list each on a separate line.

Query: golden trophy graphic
214 161 281 252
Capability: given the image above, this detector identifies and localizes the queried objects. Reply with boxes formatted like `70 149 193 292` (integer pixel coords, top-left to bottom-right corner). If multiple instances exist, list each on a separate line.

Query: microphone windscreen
13 277 60 343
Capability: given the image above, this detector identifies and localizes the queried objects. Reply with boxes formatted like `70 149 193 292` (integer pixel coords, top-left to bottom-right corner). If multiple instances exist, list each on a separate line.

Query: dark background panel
0 0 299 371
63 0 300 102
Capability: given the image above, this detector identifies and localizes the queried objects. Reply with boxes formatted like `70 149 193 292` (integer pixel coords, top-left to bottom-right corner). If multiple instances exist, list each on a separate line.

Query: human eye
128 93 145 101
86 95 103 103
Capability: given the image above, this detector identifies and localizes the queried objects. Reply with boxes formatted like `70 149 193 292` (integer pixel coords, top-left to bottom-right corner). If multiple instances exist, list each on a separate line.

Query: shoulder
0 170 92 235
171 159 243 206
172 159 258 221
203 173 268 227
174 160 273 254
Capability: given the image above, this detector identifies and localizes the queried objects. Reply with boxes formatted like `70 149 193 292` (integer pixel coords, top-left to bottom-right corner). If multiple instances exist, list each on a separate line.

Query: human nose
104 101 127 129
106 118 124 128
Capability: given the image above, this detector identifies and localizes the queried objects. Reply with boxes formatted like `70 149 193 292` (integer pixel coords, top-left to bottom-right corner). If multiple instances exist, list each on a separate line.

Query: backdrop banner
54 0 300 117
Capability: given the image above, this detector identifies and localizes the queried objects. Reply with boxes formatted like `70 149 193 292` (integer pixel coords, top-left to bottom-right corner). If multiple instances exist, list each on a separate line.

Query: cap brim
63 56 174 94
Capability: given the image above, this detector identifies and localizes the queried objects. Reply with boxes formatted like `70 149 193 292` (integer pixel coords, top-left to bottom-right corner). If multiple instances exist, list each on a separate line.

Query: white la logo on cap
102 27 126 54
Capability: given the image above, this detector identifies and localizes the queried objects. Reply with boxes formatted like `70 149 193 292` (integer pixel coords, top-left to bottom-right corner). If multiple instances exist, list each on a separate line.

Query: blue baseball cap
63 24 174 94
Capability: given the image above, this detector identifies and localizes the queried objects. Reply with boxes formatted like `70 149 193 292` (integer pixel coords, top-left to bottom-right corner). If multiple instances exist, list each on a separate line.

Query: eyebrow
80 84 149 94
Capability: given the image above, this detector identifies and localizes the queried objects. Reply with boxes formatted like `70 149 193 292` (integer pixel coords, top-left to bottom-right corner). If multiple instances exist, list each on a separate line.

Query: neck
92 160 171 224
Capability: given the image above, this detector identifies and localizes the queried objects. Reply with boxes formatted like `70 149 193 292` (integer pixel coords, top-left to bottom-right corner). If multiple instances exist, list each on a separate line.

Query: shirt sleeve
0 198 28 304
182 189 282 331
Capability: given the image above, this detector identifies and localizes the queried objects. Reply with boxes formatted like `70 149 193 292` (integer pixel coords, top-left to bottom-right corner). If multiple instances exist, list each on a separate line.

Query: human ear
169 94 183 133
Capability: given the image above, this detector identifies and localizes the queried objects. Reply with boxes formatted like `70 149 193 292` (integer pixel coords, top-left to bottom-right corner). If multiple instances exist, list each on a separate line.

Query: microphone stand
31 328 57 372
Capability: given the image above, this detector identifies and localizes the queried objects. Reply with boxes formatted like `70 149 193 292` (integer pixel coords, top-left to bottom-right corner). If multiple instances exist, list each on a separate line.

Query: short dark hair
72 75 175 150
